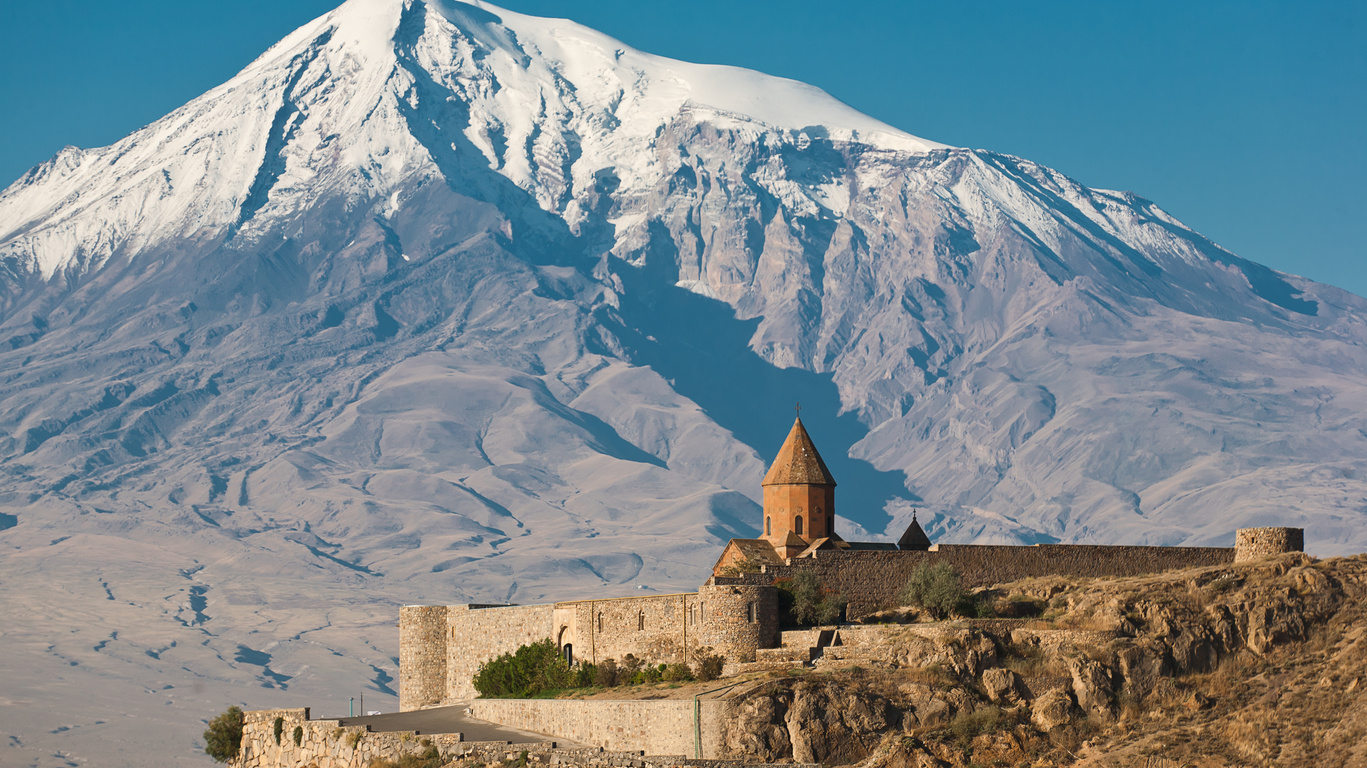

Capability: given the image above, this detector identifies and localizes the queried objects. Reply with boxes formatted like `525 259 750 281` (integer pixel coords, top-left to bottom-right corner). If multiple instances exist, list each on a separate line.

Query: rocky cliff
716 553 1367 767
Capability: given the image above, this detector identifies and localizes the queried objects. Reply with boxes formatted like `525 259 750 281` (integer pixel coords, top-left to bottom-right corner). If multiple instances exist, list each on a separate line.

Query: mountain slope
0 0 1365 765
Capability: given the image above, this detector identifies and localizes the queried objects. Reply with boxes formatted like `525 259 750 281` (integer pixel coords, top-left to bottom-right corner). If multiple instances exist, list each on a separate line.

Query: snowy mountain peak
0 0 944 279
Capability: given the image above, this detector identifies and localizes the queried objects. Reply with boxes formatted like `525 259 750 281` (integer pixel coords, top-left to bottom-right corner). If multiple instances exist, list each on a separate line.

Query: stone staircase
727 628 845 675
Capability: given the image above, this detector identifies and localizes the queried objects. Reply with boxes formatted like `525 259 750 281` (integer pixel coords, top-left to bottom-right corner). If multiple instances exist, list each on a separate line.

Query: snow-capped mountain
1 0 1365 764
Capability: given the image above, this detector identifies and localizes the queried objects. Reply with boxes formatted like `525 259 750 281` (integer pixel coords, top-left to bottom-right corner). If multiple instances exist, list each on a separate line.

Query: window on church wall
638 611 645 631
597 613 603 633
747 601 756 623
795 515 803 535
765 516 771 536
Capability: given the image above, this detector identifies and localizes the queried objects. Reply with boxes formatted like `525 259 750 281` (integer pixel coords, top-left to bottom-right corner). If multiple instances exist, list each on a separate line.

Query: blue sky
2 0 1362 297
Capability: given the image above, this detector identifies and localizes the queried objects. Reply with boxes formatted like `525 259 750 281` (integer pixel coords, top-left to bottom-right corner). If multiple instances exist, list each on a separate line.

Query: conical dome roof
762 417 836 486
897 512 931 551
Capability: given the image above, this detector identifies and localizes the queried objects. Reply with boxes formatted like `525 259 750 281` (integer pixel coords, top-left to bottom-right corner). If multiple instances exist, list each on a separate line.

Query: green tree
899 561 969 619
203 705 245 763
787 572 846 626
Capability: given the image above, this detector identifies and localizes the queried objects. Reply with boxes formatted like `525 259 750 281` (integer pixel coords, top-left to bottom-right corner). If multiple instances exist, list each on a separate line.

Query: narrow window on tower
795 515 804 536
597 612 603 633
747 601 756 623
765 516 771 536
638 610 645 631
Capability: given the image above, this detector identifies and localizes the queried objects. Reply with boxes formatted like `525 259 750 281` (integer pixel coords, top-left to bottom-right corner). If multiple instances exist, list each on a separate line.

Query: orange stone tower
761 417 837 559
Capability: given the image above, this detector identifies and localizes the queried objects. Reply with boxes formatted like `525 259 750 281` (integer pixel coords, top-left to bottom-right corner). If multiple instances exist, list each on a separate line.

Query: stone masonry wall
738 544 1235 618
399 606 450 710
560 593 701 666
443 604 556 704
1235 527 1304 562
469 698 729 758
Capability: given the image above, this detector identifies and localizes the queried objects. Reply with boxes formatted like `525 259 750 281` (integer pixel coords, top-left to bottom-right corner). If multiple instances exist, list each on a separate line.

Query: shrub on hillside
899 562 969 619
203 705 244 763
472 639 575 697
662 663 694 682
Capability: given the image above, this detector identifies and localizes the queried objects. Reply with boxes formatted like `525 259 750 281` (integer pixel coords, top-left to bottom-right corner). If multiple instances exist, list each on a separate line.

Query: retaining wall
469 698 728 758
233 707 783 768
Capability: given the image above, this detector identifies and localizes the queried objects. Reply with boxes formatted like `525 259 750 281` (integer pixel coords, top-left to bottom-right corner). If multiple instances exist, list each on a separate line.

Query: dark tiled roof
897 516 932 551
762 417 837 486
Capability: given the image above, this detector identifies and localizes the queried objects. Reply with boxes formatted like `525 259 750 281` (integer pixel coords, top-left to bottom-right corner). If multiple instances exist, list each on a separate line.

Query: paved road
335 704 583 746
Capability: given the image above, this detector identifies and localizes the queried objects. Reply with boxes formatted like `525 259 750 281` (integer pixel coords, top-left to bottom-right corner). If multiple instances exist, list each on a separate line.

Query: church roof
762 417 837 486
897 513 932 551
723 539 785 566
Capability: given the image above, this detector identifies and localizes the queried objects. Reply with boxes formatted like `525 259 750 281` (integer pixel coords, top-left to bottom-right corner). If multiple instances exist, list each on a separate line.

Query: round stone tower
1234 527 1304 562
698 582 778 663
399 605 449 711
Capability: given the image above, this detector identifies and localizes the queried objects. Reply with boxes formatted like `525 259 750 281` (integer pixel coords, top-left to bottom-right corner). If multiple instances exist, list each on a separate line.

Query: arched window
814 508 822 534
795 515 804 536
747 601 756 623
638 610 645 631
597 612 603 633
765 516 771 536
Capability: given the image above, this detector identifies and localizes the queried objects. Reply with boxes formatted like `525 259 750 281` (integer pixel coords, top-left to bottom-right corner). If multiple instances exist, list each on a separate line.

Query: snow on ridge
441 0 948 152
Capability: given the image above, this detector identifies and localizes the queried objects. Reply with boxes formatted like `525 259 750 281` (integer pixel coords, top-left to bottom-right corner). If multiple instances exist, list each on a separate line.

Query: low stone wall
234 707 787 768
469 698 728 758
234 708 464 768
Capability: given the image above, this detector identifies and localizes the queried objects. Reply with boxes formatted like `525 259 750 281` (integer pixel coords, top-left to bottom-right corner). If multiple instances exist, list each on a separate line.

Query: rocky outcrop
724 554 1367 768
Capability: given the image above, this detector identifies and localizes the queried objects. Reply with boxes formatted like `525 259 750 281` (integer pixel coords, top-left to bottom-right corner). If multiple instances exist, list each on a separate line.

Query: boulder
981 668 1025 704
1031 688 1079 731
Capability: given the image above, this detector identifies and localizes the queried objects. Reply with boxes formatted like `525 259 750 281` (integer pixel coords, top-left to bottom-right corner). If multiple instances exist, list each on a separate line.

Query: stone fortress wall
730 542 1241 619
1236 527 1306 562
400 527 1304 709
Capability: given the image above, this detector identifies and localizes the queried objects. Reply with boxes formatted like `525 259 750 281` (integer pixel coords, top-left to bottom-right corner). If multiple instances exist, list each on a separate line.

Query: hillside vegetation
714 553 1367 767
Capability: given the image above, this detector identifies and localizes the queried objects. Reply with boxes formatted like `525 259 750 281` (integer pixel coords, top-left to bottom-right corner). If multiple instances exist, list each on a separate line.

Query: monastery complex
398 417 1305 709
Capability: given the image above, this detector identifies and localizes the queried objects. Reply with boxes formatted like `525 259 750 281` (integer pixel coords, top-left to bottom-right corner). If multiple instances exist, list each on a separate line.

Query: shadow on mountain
603 260 914 536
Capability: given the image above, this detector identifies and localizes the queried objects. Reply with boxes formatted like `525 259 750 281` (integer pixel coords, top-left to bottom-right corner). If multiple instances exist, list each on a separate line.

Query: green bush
273 715 284 745
473 639 575 697
784 572 847 626
899 562 969 619
203 705 244 763
693 647 725 682
292 725 303 746
662 663 694 682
